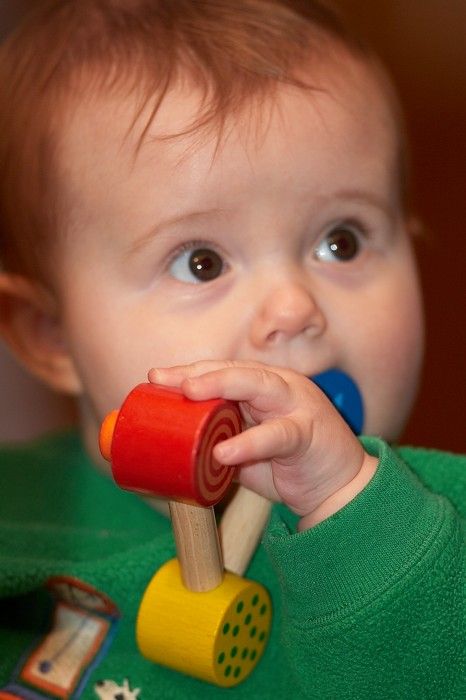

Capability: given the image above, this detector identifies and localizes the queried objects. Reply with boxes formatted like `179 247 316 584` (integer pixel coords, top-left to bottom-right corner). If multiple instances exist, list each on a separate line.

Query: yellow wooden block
136 559 272 687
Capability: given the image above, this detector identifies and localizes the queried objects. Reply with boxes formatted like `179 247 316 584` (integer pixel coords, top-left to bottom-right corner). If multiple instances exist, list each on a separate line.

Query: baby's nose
249 278 326 348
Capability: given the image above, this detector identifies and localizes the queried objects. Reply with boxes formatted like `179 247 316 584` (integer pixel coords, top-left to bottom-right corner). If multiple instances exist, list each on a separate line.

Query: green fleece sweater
0 431 464 699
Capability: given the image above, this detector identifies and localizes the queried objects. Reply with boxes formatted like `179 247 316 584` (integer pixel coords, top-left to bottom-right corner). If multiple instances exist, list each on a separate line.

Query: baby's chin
142 496 170 518
362 404 411 443
358 366 422 443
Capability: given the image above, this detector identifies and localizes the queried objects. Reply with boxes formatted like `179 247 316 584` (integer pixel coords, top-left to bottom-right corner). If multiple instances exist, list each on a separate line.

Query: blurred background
337 0 466 452
0 1 465 451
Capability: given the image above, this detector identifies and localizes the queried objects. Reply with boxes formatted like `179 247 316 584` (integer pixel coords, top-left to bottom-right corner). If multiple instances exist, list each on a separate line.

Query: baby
0 1 463 699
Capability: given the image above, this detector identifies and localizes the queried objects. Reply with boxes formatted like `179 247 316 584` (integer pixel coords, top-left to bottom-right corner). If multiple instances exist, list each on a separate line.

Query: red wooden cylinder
100 383 242 506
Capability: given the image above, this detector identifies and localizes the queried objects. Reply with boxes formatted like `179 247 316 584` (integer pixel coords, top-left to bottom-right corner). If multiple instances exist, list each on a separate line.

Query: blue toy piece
311 369 364 435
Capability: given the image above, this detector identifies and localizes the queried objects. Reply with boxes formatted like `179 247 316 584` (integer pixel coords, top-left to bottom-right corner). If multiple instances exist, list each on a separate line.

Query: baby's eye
169 246 225 283
314 223 362 262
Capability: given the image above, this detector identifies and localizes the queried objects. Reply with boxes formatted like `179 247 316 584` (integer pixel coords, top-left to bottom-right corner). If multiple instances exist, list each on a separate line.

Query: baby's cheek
360 296 424 439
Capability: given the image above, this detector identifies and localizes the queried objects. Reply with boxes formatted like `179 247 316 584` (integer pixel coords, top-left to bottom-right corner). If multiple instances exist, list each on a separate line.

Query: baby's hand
148 361 378 529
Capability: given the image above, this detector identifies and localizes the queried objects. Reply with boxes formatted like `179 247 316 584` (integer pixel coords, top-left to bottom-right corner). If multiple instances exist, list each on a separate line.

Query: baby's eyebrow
331 189 395 219
126 207 226 257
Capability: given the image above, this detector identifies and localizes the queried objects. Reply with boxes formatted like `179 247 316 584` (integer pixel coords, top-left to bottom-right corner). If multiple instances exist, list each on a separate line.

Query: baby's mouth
310 369 364 435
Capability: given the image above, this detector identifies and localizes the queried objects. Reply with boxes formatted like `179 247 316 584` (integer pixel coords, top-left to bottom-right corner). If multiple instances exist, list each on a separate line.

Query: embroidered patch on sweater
93 678 140 699
0 576 120 700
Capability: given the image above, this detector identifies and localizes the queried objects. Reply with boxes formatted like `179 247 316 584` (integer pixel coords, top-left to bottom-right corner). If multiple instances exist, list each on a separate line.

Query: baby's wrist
297 453 378 531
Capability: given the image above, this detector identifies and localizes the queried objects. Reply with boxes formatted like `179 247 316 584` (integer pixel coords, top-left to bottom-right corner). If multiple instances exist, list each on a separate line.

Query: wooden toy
100 383 272 687
219 485 272 575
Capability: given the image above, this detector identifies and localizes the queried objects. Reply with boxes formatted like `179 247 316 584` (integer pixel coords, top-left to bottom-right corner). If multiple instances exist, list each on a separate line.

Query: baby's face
53 51 423 458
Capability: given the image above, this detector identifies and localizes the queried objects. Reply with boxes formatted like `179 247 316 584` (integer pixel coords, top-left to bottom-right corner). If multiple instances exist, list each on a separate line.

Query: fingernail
149 367 168 377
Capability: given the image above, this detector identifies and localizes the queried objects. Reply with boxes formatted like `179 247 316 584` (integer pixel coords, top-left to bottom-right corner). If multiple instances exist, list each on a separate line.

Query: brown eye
316 225 361 262
169 245 226 283
189 248 224 281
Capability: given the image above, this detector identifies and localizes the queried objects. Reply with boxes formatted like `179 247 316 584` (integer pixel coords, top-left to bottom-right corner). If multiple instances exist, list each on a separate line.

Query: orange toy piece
100 383 272 687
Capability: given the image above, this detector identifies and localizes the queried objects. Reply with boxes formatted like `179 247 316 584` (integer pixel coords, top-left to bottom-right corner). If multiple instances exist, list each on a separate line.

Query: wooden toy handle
220 487 271 576
169 501 223 592
169 487 272 589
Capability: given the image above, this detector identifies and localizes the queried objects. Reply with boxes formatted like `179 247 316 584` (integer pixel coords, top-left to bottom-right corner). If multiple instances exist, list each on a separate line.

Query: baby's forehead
60 47 401 173
55 55 403 258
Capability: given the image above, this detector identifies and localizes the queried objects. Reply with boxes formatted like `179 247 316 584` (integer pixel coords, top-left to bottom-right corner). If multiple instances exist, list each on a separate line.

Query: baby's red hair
0 0 365 279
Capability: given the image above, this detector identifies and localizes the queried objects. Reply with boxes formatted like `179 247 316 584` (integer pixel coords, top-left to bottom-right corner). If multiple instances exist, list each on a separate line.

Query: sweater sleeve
262 437 465 700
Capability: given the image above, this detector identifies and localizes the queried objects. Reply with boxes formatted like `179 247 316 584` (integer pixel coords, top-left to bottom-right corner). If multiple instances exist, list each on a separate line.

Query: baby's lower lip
309 368 364 435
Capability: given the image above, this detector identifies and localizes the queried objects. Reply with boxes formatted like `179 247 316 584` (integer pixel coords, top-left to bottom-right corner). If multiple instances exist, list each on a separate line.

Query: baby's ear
0 273 82 395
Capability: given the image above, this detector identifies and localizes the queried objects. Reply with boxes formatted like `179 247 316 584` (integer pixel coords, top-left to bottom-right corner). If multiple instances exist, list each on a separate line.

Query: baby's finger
180 366 293 414
149 360 253 387
214 416 303 465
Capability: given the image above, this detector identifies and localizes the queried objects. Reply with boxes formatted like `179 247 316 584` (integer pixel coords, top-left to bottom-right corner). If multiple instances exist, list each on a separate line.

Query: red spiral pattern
195 406 242 504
